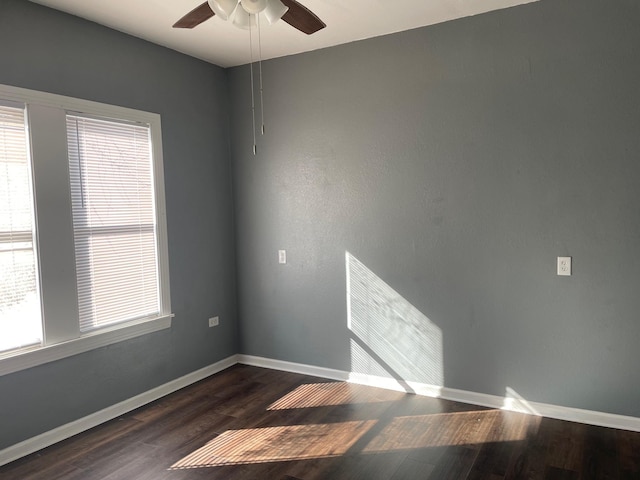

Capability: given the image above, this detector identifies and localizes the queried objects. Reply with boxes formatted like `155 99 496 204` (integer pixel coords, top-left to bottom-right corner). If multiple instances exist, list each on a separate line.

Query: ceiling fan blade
280 0 326 35
173 2 216 29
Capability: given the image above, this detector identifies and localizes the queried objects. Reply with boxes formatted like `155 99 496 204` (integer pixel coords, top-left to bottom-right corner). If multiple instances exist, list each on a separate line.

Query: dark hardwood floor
1 364 639 479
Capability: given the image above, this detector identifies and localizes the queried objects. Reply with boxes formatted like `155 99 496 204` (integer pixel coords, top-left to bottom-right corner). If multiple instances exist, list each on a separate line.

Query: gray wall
2 0 640 452
230 0 640 417
0 0 238 449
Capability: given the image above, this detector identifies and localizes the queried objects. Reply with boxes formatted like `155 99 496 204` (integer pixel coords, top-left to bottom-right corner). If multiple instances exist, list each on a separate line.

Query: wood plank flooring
1 364 639 479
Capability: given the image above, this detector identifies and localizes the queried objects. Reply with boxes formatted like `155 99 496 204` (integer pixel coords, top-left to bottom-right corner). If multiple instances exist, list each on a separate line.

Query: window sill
0 314 174 377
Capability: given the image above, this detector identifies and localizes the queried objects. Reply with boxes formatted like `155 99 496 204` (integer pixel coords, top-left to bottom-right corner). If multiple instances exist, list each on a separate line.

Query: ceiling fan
173 0 326 35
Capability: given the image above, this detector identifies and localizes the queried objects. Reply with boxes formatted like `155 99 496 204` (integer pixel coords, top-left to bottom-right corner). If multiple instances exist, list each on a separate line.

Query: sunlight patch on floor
169 420 377 469
169 407 539 470
267 381 404 410
362 410 533 453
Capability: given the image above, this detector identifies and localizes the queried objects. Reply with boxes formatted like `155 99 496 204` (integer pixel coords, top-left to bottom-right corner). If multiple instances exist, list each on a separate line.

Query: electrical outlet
557 257 572 276
208 316 219 327
278 250 286 264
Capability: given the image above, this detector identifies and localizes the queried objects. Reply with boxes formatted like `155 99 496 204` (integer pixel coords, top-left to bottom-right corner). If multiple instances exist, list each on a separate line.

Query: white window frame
0 83 173 376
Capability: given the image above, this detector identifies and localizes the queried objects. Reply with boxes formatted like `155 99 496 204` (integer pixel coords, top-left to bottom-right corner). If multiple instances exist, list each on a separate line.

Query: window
0 84 172 376
67 115 160 332
0 102 42 352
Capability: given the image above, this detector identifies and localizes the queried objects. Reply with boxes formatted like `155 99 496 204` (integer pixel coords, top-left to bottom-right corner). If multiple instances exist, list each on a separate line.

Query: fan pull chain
257 14 265 135
249 19 257 155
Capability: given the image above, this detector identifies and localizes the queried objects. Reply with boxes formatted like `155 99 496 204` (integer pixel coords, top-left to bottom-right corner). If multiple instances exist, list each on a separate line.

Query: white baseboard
0 354 239 467
4 353 640 468
237 354 349 382
238 355 640 433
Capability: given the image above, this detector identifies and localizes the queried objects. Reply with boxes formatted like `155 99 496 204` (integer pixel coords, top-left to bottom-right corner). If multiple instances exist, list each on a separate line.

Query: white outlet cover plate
557 257 572 276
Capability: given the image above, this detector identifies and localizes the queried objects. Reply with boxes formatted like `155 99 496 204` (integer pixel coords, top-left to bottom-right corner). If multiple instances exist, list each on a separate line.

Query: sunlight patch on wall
349 338 391 378
346 252 444 389
169 420 377 469
502 387 540 415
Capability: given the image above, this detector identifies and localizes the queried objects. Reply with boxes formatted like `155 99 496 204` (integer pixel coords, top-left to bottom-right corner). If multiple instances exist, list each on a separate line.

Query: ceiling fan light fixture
262 0 288 24
240 0 269 15
232 6 255 29
207 0 238 21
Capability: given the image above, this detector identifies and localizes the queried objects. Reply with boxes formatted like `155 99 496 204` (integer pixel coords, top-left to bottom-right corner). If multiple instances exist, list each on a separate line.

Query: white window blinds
0 104 42 352
67 114 160 332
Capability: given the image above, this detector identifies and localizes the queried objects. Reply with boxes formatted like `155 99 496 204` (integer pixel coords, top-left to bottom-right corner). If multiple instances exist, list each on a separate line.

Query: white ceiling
29 0 539 68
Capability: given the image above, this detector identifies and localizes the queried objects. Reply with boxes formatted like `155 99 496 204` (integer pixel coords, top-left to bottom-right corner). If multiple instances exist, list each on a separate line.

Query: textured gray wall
0 0 238 448
230 0 640 417
2 0 640 453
